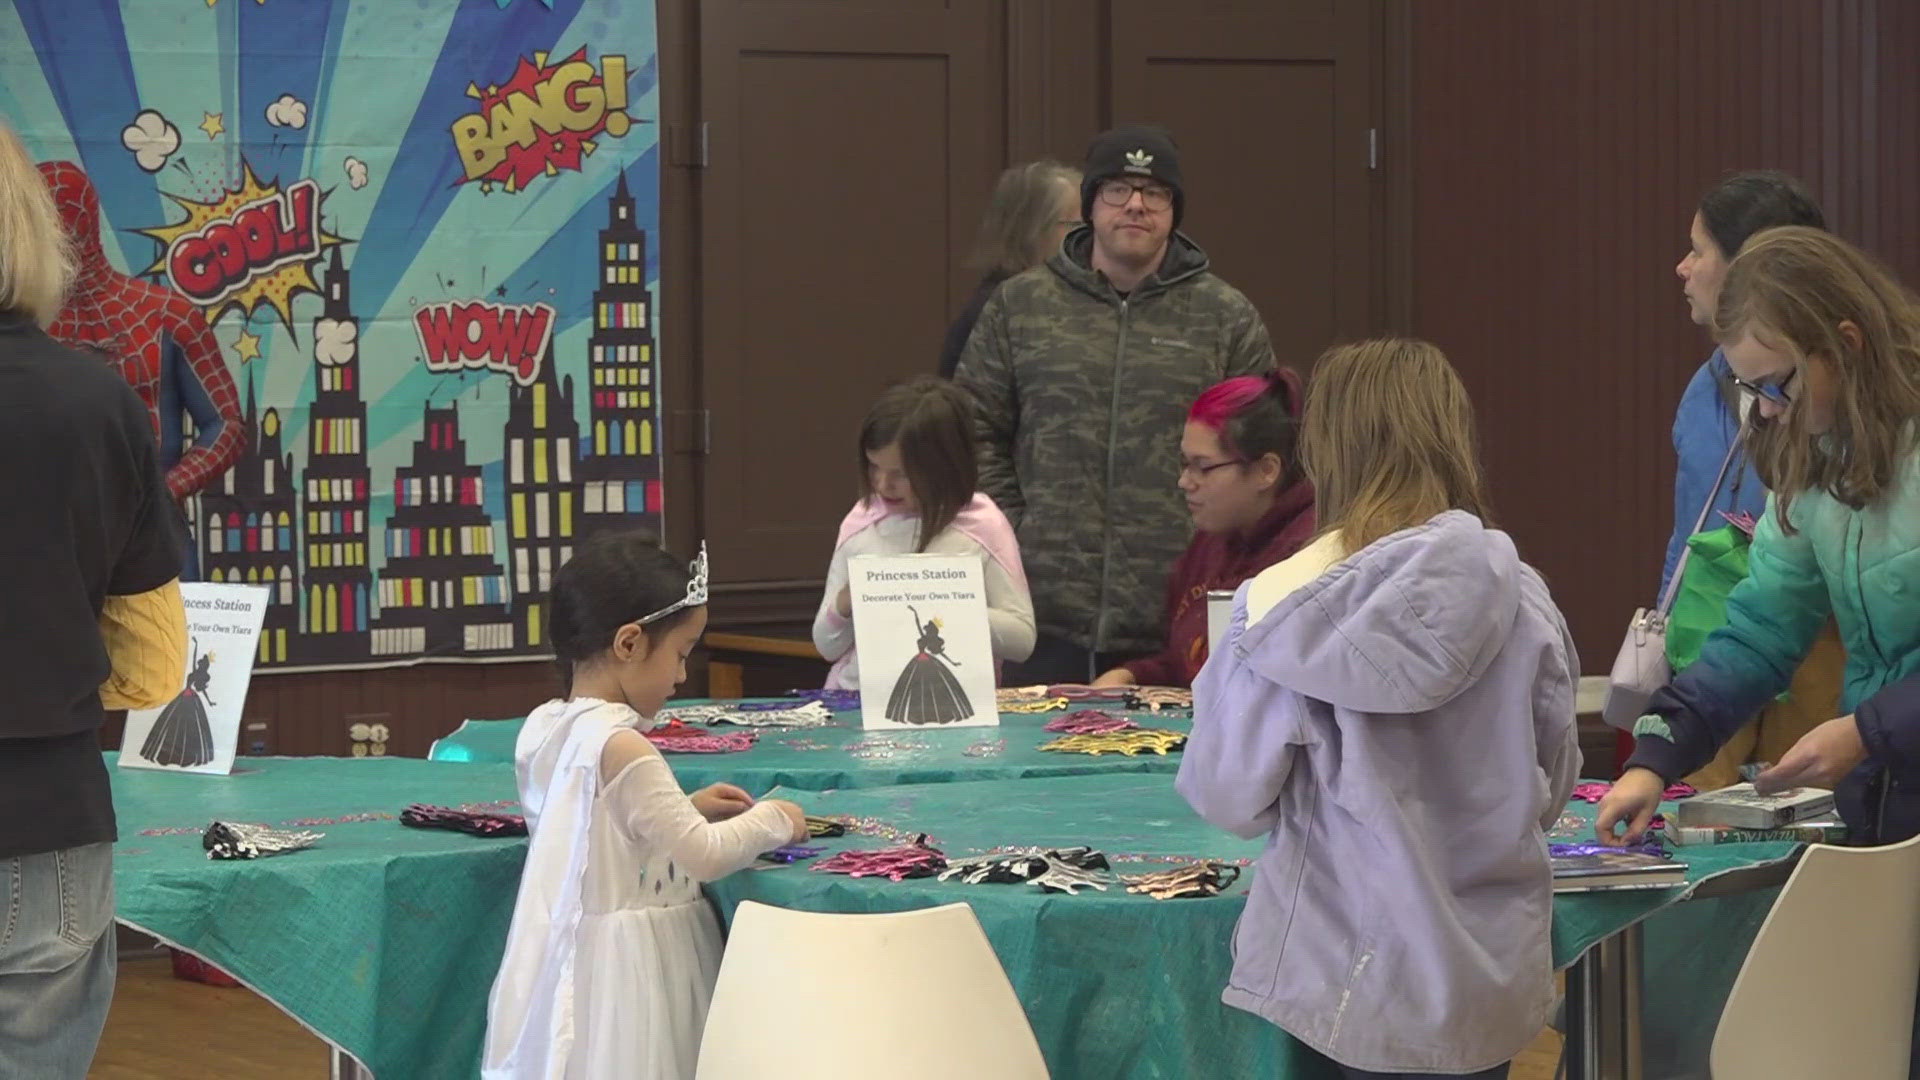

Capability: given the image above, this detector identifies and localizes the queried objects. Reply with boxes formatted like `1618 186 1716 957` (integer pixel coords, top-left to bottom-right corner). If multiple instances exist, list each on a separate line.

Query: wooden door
698 1 1004 596
1108 0 1379 367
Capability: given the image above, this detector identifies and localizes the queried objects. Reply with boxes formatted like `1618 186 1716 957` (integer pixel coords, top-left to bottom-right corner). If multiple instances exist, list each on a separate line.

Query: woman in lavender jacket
1177 339 1582 1080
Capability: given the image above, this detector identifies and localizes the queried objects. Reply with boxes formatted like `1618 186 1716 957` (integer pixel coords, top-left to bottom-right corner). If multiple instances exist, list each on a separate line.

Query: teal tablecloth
429 703 1193 794
109 755 1795 1080
110 755 523 1080
705 777 1800 1080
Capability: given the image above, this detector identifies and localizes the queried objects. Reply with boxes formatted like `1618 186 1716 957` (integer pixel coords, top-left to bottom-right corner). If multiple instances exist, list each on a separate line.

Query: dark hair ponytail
1698 170 1825 260
548 530 699 691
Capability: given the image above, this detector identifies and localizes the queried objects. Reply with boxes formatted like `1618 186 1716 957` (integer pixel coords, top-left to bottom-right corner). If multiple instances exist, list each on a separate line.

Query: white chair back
697 901 1049 1079
1712 831 1920 1079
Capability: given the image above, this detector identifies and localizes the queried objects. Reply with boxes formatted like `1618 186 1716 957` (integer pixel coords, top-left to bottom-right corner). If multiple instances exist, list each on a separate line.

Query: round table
111 755 523 1080
429 703 1195 794
705 774 1803 1080
109 754 1797 1080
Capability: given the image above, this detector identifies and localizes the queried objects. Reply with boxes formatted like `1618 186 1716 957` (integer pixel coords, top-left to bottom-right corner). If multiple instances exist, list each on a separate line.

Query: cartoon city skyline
192 169 664 668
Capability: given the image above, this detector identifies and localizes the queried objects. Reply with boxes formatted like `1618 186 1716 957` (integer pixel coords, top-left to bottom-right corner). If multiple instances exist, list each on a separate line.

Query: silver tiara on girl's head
638 542 709 625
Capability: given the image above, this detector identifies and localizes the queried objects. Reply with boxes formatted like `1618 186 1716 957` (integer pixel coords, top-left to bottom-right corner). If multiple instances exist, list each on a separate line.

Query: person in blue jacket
1664 170 1824 593
1601 225 1920 1077
1600 227 1920 847
1645 172 1834 785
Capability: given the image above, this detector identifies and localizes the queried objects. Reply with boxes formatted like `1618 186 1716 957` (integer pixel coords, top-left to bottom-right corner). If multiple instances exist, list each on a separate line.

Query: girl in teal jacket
1600 226 1920 846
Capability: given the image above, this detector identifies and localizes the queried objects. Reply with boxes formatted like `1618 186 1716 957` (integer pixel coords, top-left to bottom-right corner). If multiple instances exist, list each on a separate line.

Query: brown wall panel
101 661 563 760
698 1 1003 591
1140 59 1342 366
1109 0 1378 362
1404 0 1920 669
727 50 955 522
1010 0 1104 164
216 0 1920 756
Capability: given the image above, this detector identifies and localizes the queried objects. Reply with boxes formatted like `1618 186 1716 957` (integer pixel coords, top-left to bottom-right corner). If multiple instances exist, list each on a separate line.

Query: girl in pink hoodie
814 377 1034 689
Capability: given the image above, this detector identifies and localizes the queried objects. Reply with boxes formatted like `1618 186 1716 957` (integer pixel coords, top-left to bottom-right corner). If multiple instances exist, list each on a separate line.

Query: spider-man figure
36 161 243 580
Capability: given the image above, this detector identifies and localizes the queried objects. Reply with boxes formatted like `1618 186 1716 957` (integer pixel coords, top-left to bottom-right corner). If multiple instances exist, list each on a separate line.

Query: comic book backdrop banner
2 0 662 671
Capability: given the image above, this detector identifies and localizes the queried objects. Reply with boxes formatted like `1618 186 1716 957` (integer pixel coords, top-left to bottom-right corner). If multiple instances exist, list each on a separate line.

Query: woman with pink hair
1093 369 1315 688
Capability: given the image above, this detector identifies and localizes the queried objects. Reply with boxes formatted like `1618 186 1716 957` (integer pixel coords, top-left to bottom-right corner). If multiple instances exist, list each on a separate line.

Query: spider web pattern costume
36 162 242 577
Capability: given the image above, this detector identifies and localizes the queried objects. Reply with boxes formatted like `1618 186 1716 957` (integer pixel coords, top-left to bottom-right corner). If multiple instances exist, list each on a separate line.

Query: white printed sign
849 553 999 730
119 583 271 775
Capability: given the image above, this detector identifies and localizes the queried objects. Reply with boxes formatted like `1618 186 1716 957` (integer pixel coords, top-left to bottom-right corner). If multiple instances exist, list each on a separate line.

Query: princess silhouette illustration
885 606 974 725
141 640 217 767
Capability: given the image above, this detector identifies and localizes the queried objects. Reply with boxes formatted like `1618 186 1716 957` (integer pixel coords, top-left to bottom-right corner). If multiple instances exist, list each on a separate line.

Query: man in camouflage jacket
955 125 1276 682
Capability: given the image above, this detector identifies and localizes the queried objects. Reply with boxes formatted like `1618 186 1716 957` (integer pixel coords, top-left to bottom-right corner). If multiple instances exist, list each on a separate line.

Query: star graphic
495 285 508 298
199 112 225 140
233 329 263 363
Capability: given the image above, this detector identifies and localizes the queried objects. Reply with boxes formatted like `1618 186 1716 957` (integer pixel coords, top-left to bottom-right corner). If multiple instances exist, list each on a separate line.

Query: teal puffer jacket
1628 443 1920 839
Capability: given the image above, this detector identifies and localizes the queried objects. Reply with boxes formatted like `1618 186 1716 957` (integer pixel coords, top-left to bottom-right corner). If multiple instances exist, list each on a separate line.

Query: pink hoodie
819 493 1028 689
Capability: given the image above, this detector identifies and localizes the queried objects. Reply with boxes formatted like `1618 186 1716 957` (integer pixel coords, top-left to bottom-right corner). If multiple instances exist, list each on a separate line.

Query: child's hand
765 799 808 842
1091 667 1136 689
692 783 755 822
834 587 853 618
1594 768 1667 846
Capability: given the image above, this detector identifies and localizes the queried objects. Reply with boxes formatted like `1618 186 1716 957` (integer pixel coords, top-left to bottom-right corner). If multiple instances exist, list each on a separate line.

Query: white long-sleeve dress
483 698 794 1080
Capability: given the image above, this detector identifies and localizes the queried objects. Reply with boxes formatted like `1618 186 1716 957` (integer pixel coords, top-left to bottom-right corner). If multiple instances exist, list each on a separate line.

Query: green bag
1664 523 1753 672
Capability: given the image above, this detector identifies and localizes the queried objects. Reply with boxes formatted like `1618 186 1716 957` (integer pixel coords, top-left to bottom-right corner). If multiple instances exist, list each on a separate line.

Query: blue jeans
0 843 117 1079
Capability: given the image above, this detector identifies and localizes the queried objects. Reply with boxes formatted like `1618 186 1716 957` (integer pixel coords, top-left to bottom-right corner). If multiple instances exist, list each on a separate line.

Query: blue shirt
1662 349 1768 598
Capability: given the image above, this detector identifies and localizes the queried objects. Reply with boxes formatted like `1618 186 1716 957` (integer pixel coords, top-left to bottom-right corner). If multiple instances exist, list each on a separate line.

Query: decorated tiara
638 541 709 625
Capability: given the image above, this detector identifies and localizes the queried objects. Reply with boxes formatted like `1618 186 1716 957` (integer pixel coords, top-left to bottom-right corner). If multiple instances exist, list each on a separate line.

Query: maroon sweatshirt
1122 479 1317 687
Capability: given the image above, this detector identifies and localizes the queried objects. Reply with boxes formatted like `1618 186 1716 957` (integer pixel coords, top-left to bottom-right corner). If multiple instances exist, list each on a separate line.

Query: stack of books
1668 783 1843 845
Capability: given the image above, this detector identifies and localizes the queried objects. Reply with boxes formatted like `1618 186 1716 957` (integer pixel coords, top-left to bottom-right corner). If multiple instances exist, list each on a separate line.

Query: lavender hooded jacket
1177 511 1582 1073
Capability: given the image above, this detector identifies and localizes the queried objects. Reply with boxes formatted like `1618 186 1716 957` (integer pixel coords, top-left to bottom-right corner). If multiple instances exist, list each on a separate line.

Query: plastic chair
697 901 1049 1079
1711 831 1920 1079
425 717 525 763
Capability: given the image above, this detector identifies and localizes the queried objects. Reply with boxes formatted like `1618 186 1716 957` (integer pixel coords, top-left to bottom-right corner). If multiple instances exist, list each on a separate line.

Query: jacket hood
35 162 112 290
1050 225 1210 302
1238 510 1522 713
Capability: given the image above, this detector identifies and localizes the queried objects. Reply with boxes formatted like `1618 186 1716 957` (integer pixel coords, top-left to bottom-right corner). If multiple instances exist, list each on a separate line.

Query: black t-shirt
0 312 179 858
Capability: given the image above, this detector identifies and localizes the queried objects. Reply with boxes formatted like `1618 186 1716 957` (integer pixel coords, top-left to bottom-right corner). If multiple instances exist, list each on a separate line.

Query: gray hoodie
1177 511 1582 1073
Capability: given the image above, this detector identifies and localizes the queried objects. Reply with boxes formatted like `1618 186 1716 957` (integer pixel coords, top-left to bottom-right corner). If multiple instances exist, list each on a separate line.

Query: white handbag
1600 437 1743 731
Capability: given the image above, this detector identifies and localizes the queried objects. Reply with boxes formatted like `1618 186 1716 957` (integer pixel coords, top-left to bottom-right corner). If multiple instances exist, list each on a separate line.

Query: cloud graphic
121 110 181 173
264 94 308 130
314 317 357 367
344 156 369 190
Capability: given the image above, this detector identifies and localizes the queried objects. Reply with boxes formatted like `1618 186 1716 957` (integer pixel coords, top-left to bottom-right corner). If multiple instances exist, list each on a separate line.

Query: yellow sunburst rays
135 163 345 337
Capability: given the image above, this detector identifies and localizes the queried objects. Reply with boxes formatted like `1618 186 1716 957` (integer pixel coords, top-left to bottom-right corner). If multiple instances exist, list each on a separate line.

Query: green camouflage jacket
954 228 1276 656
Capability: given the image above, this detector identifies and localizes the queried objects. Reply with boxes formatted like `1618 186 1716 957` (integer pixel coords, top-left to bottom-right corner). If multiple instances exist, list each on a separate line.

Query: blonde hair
967 160 1081 277
1714 226 1920 526
1301 337 1493 554
0 120 73 327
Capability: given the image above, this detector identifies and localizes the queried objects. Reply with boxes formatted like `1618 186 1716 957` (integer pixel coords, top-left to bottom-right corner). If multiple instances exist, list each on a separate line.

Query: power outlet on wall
243 719 272 756
346 712 393 758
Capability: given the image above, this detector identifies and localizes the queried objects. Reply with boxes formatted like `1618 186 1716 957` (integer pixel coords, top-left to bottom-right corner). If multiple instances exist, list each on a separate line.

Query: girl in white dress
483 535 808 1079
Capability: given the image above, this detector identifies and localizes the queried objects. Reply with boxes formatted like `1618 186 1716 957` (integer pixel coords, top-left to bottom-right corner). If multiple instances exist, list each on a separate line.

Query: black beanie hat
1080 124 1184 228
